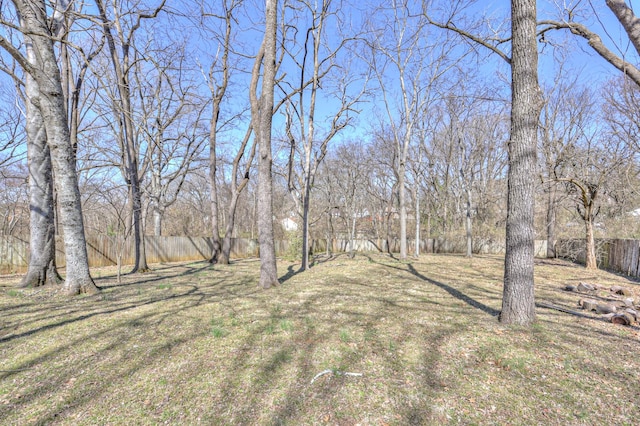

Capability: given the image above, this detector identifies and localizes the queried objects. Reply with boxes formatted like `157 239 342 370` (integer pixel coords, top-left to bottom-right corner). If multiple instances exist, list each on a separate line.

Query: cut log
580 299 599 312
577 282 596 292
595 303 617 315
620 287 634 296
623 298 635 308
611 313 634 326
624 308 638 321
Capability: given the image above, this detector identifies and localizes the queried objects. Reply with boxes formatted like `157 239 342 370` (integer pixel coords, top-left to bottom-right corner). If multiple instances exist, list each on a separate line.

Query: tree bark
301 176 311 269
500 0 541 325
606 0 640 56
14 0 98 294
585 214 598 270
252 0 279 289
414 186 420 258
19 39 61 288
546 183 557 258
208 134 221 263
465 186 473 258
399 162 407 259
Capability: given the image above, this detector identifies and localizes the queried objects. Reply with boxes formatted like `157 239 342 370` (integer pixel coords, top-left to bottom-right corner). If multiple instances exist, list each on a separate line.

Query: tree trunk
19 1 98 295
348 215 356 259
301 177 311 270
546 184 557 258
130 181 149 273
465 186 473 258
208 140 222 263
585 216 598 269
153 207 162 236
414 187 420 258
399 163 407 260
95 0 149 273
19 41 61 288
253 0 279 289
500 0 541 325
218 192 242 265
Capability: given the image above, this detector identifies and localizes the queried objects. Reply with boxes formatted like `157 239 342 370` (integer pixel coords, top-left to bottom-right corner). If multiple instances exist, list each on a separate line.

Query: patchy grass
1 254 639 425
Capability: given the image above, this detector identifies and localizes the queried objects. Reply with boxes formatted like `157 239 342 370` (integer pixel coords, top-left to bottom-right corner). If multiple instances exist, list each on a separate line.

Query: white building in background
281 217 299 232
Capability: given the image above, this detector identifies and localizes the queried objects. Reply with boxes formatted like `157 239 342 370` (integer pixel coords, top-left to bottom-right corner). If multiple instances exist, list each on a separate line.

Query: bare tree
499 0 542 324
367 0 459 260
281 0 365 270
538 69 591 259
133 47 207 236
426 0 541 324
1 0 98 294
200 0 237 263
93 0 168 273
251 0 279 289
199 0 259 265
321 141 369 258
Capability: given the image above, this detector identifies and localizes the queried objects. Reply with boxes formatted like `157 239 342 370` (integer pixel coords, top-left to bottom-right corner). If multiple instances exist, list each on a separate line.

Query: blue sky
1 0 639 168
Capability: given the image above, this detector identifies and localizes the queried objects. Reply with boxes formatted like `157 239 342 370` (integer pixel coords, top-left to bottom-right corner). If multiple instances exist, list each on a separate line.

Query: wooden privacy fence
558 238 640 278
0 235 261 274
1 235 548 274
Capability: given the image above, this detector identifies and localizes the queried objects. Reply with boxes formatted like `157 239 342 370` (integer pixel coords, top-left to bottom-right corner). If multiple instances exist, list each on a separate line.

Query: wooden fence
558 238 640 278
1 235 548 274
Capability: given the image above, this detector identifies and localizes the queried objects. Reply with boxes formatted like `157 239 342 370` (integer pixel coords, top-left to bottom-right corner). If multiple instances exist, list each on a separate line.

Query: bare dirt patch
1 254 639 425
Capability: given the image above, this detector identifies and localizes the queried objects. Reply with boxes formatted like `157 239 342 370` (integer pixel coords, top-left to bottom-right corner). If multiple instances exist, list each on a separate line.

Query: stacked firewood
565 282 638 326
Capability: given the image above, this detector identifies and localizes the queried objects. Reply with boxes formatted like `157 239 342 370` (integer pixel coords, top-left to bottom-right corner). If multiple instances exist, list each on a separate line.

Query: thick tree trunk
19 2 97 294
500 0 541 325
254 0 279 289
20 44 61 288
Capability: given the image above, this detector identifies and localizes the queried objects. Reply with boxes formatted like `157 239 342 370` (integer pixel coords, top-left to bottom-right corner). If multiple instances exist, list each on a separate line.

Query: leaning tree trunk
19 42 61 288
20 2 98 294
500 0 541 325
219 192 242 265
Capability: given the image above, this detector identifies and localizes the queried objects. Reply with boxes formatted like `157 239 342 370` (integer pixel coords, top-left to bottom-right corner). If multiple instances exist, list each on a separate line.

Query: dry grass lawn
1 253 639 425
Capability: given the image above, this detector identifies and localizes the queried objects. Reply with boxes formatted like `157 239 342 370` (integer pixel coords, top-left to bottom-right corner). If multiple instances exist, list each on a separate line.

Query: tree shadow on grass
362 254 500 318
405 263 500 317
279 264 301 284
